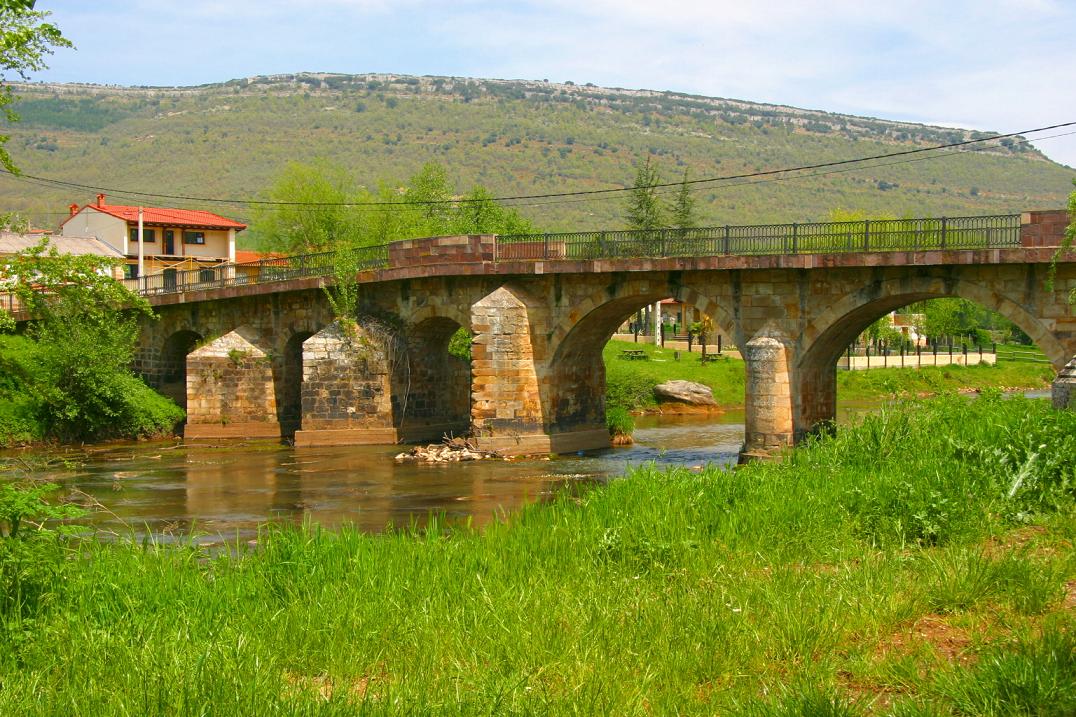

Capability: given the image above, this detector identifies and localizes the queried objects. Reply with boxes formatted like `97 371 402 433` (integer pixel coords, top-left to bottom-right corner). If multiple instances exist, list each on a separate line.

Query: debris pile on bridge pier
394 436 505 463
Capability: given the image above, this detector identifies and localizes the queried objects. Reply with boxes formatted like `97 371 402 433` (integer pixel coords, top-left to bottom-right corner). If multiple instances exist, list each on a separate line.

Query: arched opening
797 287 1065 439
548 293 737 435
160 330 202 410
400 316 471 437
279 330 315 435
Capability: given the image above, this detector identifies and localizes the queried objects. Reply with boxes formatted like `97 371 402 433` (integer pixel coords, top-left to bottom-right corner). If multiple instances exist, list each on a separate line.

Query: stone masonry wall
300 321 395 430
185 327 279 438
471 287 544 436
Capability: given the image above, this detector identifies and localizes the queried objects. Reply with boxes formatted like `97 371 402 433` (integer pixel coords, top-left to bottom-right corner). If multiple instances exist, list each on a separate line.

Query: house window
125 263 139 279
199 268 216 283
184 231 206 245
128 227 156 243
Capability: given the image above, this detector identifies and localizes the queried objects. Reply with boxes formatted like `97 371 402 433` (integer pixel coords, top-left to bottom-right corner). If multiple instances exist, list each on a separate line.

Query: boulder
653 380 718 406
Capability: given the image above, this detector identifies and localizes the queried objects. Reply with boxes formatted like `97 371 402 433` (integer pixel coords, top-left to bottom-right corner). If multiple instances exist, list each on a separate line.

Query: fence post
791 222 798 254
863 219 870 252
660 322 665 348
717 334 723 355
940 217 948 249
723 225 731 255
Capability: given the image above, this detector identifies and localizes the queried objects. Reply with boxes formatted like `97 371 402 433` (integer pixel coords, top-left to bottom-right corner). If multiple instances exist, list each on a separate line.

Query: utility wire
6 128 1072 229
21 128 1068 220
0 121 1072 209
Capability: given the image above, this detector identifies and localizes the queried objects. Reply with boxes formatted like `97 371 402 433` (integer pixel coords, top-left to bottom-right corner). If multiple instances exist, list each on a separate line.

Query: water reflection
37 412 743 543
23 393 1027 542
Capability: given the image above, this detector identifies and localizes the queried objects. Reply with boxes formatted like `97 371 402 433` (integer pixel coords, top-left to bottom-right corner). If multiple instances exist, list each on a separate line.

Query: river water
14 412 744 543
13 393 1048 542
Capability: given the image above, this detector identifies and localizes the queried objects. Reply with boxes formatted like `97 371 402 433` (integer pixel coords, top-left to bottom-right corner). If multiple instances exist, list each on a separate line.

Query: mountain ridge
1 72 1071 242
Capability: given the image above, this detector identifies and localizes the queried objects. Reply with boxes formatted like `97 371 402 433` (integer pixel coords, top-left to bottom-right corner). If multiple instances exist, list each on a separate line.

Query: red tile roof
234 249 281 263
63 199 246 231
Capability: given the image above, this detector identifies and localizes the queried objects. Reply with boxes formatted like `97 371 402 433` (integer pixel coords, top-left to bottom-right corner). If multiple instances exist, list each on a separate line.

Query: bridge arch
546 279 735 433
278 328 317 435
794 273 1070 438
401 314 471 435
159 329 203 410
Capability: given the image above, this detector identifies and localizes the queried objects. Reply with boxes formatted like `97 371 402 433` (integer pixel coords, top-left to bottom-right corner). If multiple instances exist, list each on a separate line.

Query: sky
25 0 1076 168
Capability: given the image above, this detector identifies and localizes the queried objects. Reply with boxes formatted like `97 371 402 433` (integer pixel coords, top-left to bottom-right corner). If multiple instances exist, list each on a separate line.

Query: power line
0 121 1072 209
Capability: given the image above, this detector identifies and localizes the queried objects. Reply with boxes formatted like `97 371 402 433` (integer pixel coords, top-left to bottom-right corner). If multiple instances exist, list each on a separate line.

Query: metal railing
495 214 1021 261
124 245 389 296
120 213 1023 298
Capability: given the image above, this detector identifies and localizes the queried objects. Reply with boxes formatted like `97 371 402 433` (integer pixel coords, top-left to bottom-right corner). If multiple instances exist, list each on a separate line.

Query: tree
0 242 183 441
1048 178 1076 305
624 157 664 230
0 2 72 172
1068 180 1076 304
248 160 363 253
668 169 696 229
251 161 535 254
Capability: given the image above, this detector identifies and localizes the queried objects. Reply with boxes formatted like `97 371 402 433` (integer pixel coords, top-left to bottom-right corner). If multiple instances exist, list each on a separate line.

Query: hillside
1 73 1072 246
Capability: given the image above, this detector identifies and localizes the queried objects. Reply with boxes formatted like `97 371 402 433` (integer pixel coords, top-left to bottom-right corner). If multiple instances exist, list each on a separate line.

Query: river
9 393 1048 543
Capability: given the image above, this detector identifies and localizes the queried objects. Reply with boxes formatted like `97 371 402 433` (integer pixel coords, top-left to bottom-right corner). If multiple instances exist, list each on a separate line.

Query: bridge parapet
1021 209 1071 248
387 234 496 267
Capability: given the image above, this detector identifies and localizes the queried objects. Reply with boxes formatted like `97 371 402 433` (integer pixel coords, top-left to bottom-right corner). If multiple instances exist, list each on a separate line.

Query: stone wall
471 287 545 440
185 327 280 439
134 241 1075 457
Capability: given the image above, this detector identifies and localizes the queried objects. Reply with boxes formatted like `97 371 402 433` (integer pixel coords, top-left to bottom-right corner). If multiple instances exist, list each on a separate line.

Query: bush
605 406 634 438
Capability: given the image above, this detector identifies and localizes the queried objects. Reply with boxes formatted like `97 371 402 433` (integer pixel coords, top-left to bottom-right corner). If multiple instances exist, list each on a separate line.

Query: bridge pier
1053 357 1076 410
740 328 795 461
184 327 281 440
469 287 610 454
293 321 400 447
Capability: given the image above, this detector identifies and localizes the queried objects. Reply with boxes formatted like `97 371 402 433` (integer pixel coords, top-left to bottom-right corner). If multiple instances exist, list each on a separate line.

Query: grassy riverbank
1 394 1074 715
604 339 1055 411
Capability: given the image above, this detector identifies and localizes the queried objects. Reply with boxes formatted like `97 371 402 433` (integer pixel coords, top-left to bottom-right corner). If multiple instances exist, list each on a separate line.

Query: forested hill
2 72 1073 244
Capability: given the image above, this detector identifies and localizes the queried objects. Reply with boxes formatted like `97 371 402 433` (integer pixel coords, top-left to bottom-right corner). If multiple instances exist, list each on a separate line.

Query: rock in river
653 380 718 406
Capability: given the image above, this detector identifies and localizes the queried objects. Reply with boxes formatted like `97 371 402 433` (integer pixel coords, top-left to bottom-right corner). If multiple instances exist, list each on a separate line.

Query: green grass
837 361 1055 402
0 394 1073 715
604 339 745 409
604 339 1055 411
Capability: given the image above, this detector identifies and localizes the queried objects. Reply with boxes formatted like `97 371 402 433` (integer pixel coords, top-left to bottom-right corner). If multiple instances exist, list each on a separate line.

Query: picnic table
619 349 648 360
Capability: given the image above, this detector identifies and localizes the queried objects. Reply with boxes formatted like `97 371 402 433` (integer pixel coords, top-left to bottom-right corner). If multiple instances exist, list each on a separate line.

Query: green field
1 394 1073 714
604 339 1055 411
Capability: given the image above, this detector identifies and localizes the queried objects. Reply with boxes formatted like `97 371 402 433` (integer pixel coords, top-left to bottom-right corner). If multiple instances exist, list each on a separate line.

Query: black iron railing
495 214 1021 261
124 214 1023 298
125 245 389 296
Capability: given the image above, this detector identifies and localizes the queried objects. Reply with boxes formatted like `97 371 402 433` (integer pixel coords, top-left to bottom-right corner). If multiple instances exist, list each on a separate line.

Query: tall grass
0 394 1072 715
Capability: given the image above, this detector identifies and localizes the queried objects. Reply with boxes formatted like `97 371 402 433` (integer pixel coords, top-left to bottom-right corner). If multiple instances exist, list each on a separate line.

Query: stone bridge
133 210 1076 459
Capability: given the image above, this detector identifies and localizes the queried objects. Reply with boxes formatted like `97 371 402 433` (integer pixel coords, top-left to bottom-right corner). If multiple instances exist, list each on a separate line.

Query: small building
659 298 703 331
59 194 246 281
0 231 126 280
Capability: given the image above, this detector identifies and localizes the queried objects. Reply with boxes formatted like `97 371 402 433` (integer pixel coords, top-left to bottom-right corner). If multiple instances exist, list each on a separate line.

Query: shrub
605 406 634 438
